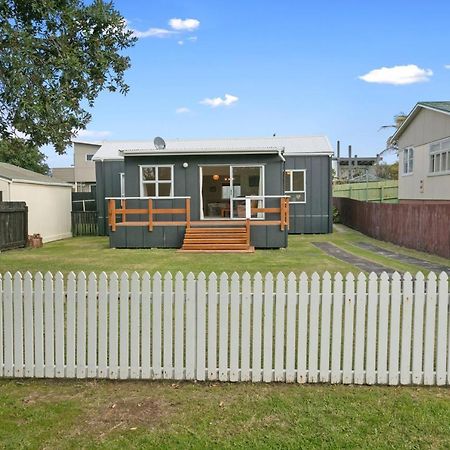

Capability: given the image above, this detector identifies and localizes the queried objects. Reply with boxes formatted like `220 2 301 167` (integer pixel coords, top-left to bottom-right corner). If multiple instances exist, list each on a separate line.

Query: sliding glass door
230 166 263 219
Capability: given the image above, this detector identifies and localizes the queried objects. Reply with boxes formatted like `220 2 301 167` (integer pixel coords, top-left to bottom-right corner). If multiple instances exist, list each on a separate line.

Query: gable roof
91 135 334 161
0 162 71 186
391 101 450 142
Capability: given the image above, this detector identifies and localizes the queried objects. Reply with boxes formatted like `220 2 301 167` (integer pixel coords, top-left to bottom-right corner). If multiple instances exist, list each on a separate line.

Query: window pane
143 183 156 196
284 171 291 191
158 166 171 180
435 154 441 172
142 167 156 181
293 171 305 191
290 192 305 202
447 152 450 170
158 183 171 196
430 155 435 172
441 153 447 172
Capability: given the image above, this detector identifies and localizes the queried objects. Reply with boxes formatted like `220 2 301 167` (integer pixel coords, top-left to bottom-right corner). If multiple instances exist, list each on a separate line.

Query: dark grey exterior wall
285 155 332 234
95 160 124 235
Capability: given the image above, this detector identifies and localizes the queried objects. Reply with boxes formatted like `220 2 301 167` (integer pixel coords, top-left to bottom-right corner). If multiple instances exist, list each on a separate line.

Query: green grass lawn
0 226 448 275
1 379 450 449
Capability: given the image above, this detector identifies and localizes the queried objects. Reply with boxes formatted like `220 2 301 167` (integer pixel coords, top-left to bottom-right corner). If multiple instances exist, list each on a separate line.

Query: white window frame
85 153 94 161
429 138 450 175
139 165 174 197
402 147 414 175
284 169 306 203
119 172 125 197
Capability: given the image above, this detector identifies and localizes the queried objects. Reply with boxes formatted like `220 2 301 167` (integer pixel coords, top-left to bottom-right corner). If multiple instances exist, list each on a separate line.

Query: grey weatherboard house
92 136 333 249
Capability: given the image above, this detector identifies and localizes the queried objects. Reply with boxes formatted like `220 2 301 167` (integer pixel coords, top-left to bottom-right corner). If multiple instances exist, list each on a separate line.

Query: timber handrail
244 196 290 231
108 197 191 231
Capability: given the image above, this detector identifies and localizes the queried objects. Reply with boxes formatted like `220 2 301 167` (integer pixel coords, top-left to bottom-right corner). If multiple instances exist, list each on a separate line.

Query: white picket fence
0 271 449 385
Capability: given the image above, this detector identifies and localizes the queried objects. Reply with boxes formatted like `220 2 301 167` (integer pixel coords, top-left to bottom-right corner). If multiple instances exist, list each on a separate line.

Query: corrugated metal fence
333 197 450 259
1 270 449 385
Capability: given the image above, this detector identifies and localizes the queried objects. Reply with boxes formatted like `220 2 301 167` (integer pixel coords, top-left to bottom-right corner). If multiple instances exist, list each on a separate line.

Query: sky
48 0 450 167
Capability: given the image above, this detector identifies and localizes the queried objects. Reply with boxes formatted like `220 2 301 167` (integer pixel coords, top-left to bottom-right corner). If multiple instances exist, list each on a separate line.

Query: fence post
148 199 153 231
186 197 191 229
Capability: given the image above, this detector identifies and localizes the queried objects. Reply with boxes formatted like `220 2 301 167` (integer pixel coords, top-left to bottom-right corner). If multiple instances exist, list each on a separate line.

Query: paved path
313 242 396 275
355 242 450 274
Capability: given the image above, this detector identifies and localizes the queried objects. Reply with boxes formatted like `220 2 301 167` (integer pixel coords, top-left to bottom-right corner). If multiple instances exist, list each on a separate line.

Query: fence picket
263 273 274 382
274 273 286 382
240 272 251 382
174 272 185 380
207 273 218 380
3 272 13 377
196 272 207 381
87 273 98 378
330 273 343 384
308 273 320 383
130 272 141 379
163 272 173 379
66 273 76 378
297 272 308 383
343 273 355 384
286 273 297 383
252 273 263 382
98 272 108 378
230 273 240 382
185 272 196 380
354 273 367 385
108 272 119 379
76 272 87 378
13 272 24 377
141 272 152 379
152 272 162 379
54 272 65 378
412 272 425 384
1 270 449 386
44 272 55 378
23 272 34 377
365 273 378 385
400 273 413 385
424 273 437 385
436 272 449 385
377 272 390 384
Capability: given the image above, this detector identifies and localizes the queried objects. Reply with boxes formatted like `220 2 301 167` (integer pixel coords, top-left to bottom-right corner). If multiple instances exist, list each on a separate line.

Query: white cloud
445 64 450 69
359 64 433 85
169 18 200 31
176 107 190 114
130 27 175 38
187 36 198 42
177 40 184 45
200 94 239 108
76 129 112 139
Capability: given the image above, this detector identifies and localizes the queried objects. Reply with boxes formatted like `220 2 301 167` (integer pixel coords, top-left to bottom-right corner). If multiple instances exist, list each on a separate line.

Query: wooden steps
180 225 254 253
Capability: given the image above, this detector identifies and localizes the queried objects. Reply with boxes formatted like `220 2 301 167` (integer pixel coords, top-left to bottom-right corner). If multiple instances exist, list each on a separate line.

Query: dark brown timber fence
0 202 28 250
333 197 450 259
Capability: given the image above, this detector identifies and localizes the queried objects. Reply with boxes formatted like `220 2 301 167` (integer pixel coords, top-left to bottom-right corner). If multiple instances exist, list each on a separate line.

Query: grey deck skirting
355 242 450 274
312 242 396 275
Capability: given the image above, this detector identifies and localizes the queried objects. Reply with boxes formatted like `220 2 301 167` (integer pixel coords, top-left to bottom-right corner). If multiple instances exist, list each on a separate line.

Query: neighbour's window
403 148 414 174
85 154 94 161
429 138 450 174
140 165 173 197
119 173 125 197
284 169 306 203
0 191 2 201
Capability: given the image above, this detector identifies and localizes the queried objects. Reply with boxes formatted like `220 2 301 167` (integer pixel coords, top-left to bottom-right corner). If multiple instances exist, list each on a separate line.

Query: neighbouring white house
52 140 101 192
392 101 450 204
0 163 72 242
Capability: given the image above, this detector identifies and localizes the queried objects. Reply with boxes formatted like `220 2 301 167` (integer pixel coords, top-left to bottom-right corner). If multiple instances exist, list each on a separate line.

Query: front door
230 166 263 219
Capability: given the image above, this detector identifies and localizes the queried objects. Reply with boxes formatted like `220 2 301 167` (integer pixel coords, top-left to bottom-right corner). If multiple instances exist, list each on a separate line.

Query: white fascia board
11 179 73 187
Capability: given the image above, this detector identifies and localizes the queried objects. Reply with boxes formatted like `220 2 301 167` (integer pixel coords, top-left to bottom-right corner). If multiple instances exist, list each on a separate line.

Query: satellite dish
154 136 166 150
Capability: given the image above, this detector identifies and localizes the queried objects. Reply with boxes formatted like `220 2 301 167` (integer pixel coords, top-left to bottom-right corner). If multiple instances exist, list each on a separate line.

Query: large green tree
0 138 49 174
0 0 136 153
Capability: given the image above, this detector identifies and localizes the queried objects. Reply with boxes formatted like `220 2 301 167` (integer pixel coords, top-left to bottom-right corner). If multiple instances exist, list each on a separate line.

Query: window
119 173 125 197
140 165 173 197
429 138 450 174
85 154 94 161
284 169 306 203
403 148 414 174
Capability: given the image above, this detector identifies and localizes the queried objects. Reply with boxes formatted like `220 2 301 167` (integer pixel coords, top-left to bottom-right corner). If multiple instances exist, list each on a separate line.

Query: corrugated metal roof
0 162 70 185
91 135 334 161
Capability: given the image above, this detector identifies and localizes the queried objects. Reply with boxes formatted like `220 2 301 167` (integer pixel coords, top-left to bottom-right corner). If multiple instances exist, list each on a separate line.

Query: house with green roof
391 101 450 204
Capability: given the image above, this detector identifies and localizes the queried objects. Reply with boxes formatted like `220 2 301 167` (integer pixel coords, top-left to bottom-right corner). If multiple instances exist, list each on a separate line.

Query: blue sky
49 0 450 167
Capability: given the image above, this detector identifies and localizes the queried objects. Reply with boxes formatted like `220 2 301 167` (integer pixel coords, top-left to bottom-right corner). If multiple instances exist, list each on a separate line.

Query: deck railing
107 196 289 231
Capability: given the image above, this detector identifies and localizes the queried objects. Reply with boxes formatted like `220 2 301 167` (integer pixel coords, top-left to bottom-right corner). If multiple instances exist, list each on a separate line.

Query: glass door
230 166 263 219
